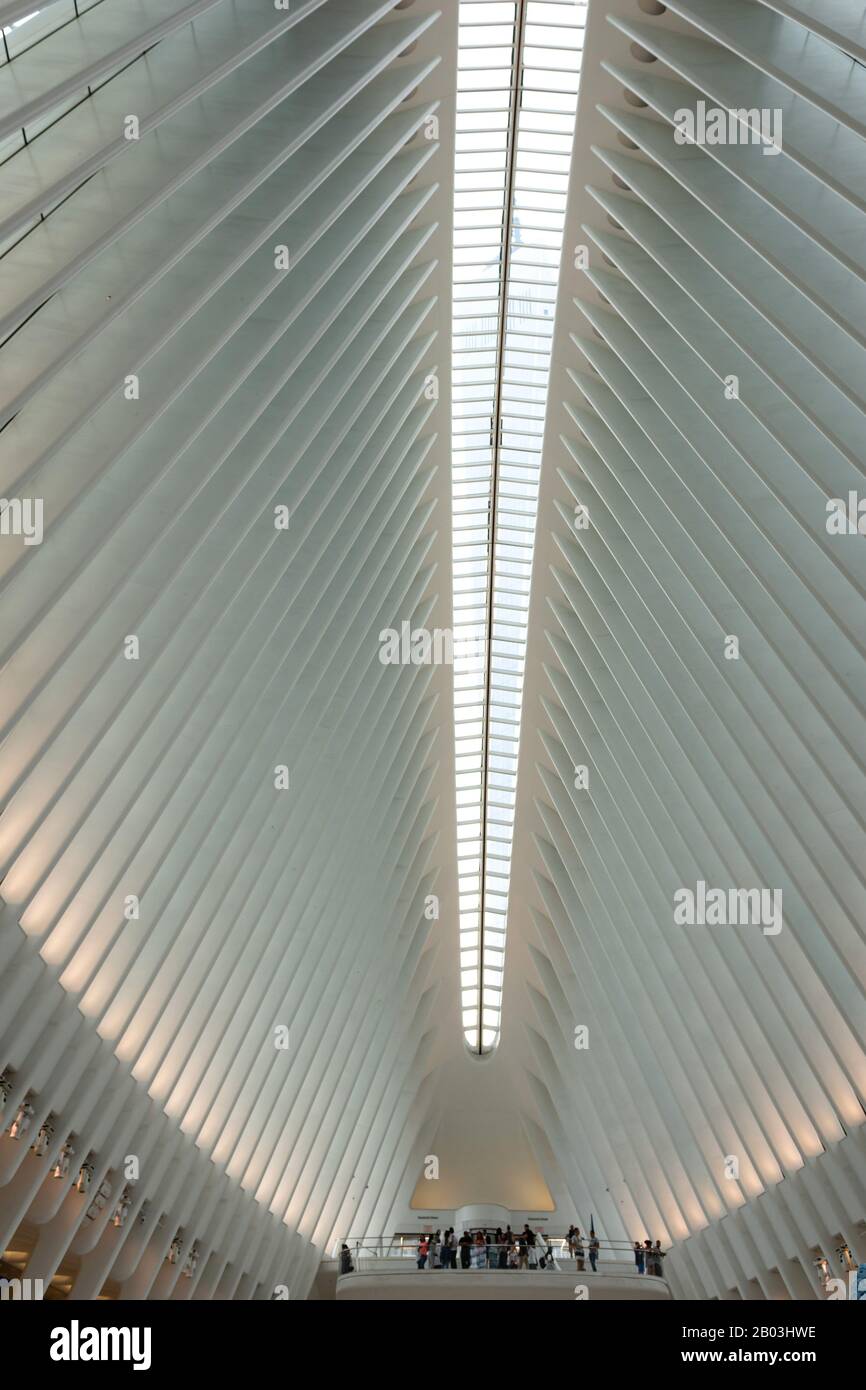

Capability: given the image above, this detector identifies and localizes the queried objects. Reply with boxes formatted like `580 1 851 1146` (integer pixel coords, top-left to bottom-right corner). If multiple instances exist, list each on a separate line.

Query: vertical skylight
451 0 586 1053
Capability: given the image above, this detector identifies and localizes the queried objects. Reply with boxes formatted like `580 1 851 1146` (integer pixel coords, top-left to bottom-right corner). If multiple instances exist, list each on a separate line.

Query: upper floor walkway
315 1235 674 1301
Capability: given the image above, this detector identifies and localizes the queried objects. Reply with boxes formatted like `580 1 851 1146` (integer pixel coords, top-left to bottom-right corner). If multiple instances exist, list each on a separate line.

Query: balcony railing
336 1236 667 1281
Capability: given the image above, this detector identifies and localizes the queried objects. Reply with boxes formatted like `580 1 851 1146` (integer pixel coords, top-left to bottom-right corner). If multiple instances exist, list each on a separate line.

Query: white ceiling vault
0 0 462 1300
498 0 866 1299
0 0 863 1304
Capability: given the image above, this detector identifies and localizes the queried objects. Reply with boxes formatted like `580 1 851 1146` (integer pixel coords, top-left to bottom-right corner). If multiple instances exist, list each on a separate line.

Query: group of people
564 1226 600 1271
417 1226 554 1271
566 1227 665 1276
634 1239 666 1277
338 1228 667 1278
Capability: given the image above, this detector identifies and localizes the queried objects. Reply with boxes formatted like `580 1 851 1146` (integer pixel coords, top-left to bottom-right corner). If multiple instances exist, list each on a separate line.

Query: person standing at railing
573 1228 585 1271
340 1244 354 1275
650 1240 665 1277
471 1232 486 1269
417 1236 429 1270
537 1229 553 1269
523 1225 537 1269
589 1235 599 1272
459 1231 472 1269
497 1229 508 1269
440 1229 452 1268
428 1230 439 1269
634 1241 645 1274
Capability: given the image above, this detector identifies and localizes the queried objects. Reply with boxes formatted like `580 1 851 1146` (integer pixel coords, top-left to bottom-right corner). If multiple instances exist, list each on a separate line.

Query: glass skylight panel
452 0 586 1053
1 3 83 61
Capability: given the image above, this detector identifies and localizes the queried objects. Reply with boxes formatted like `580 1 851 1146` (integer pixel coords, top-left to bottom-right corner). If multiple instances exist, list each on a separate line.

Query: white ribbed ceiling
498 0 866 1301
0 0 864 1304
0 0 462 1300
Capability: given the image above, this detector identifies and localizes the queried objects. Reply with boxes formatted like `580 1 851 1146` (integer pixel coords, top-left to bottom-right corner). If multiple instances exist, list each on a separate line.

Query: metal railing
335 1236 668 1279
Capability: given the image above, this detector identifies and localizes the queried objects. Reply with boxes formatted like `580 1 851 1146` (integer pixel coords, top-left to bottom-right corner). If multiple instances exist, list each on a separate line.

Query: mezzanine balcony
319 1236 674 1301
